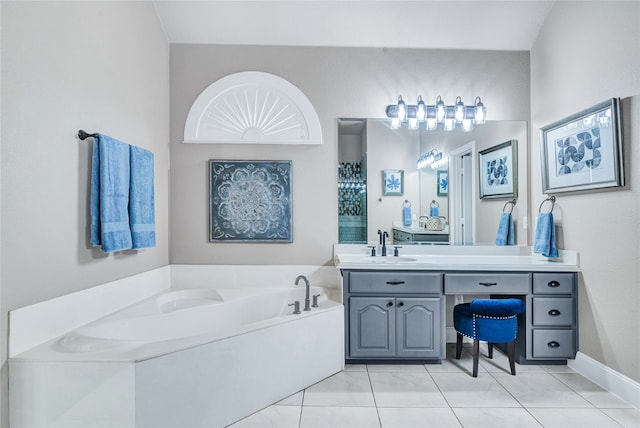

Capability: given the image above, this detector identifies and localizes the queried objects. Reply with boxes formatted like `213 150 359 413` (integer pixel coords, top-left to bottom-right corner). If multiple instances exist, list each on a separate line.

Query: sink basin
362 256 417 263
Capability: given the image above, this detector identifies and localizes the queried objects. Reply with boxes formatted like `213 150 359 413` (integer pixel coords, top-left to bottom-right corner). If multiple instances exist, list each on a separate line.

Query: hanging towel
90 134 133 253
495 212 515 246
403 206 412 226
129 145 156 249
534 212 558 258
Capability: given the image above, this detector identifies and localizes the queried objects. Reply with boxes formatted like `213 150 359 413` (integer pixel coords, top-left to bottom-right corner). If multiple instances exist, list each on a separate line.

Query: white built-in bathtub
9 265 344 428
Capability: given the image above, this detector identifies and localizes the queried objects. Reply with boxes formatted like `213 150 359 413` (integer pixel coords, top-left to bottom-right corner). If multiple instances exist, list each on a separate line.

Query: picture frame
209 160 292 242
382 169 404 196
478 139 518 199
437 170 448 196
540 98 623 193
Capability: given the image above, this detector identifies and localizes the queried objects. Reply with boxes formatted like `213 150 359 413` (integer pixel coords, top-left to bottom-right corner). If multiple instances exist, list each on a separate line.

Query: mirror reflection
338 119 528 246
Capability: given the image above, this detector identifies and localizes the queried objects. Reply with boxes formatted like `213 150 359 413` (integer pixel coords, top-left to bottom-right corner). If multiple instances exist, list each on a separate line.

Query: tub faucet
295 275 311 311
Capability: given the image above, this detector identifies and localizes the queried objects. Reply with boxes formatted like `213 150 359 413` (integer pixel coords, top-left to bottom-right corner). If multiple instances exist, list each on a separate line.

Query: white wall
0 2 170 425
530 1 640 382
367 120 420 242
170 45 530 264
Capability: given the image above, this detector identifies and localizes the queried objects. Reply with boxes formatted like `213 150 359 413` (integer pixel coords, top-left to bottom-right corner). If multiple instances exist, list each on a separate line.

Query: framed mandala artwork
540 98 623 193
209 160 292 242
478 140 518 199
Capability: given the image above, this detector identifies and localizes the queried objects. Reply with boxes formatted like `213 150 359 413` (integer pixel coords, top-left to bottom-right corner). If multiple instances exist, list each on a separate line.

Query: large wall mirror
338 118 528 246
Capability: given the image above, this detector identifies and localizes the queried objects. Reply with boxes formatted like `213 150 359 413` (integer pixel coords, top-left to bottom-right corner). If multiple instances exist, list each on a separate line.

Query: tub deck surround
333 244 580 272
9 265 344 428
13 285 341 363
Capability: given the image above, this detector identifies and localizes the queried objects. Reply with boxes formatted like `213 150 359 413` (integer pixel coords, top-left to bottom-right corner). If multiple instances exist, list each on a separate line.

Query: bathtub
9 266 344 428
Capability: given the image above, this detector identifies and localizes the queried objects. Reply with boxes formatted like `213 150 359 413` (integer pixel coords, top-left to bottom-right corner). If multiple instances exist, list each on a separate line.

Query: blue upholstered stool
454 298 526 377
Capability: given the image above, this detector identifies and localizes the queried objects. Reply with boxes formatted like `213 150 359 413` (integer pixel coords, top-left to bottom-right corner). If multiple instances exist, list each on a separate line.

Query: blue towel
403 206 412 226
90 139 101 246
495 212 515 246
90 134 133 253
430 206 439 217
129 145 156 249
534 212 558 258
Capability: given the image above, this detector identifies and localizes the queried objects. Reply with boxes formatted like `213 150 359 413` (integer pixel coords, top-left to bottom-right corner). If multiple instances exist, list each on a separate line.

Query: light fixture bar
385 95 487 130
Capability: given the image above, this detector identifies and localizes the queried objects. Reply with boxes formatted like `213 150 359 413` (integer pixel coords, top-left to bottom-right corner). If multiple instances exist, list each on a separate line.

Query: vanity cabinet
443 271 578 364
344 271 444 362
527 273 578 361
393 228 449 244
341 267 578 365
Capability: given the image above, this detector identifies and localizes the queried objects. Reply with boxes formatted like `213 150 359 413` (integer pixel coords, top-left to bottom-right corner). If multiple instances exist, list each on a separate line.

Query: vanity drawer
393 230 414 242
533 273 575 295
532 329 576 359
349 271 442 294
532 297 574 326
444 273 530 294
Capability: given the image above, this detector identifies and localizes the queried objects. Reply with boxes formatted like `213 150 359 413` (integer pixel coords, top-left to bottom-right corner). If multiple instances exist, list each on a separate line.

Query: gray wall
0 2 170 424
531 1 640 382
170 45 530 265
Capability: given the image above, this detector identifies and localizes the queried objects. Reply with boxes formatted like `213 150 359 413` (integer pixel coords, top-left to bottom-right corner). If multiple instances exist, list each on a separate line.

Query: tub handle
312 294 321 308
288 301 301 314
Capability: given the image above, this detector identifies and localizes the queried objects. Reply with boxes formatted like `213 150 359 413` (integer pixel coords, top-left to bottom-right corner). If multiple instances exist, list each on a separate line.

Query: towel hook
502 198 517 214
403 199 411 207
78 130 98 141
538 195 556 213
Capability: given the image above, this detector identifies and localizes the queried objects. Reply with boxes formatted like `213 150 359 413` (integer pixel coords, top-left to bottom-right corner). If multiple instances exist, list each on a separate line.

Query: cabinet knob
548 309 561 316
386 281 405 286
548 280 561 288
547 341 561 348
386 301 394 307
397 301 405 307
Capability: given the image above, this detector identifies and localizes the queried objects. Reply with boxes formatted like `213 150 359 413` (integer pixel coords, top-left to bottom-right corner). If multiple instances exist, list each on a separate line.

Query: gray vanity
335 245 579 365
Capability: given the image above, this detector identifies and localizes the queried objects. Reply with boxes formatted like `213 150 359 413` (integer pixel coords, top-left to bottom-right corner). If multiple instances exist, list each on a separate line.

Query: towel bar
78 130 98 140
539 195 556 213
502 199 517 213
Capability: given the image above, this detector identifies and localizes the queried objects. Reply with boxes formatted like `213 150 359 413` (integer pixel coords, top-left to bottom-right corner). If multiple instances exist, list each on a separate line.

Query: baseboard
568 352 640 409
446 331 639 409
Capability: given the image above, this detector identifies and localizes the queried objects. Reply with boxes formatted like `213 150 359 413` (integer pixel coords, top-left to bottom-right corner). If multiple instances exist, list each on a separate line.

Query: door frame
449 141 476 245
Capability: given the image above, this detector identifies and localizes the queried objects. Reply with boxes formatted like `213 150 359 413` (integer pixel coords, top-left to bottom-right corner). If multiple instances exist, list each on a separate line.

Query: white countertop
392 221 449 235
333 244 580 272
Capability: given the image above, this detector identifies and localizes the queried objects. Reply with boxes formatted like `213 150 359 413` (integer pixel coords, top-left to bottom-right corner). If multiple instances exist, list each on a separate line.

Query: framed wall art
437 170 448 196
209 160 292 242
478 139 518 199
540 98 623 193
382 169 404 196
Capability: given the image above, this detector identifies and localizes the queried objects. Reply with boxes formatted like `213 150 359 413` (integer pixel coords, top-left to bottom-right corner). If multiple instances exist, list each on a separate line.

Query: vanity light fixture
417 149 447 170
385 95 487 131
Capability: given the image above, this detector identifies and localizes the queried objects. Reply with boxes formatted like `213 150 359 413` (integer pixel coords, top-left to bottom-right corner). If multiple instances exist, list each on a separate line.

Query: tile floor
228 344 640 428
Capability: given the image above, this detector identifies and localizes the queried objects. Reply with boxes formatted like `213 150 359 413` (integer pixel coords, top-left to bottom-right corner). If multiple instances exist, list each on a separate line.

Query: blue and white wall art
478 140 518 199
382 169 404 196
540 98 623 193
209 160 292 242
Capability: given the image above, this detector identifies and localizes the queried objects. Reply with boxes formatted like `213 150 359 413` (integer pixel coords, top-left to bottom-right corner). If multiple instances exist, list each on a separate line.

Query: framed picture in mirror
437 170 448 196
478 140 518 199
382 169 404 196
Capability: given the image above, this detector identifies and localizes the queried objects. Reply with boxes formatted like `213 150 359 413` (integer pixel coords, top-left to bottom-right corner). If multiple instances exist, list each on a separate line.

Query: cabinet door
349 297 396 358
396 298 441 358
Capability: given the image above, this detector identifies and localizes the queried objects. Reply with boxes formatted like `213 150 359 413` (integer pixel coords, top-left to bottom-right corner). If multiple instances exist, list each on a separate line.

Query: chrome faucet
295 275 311 311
